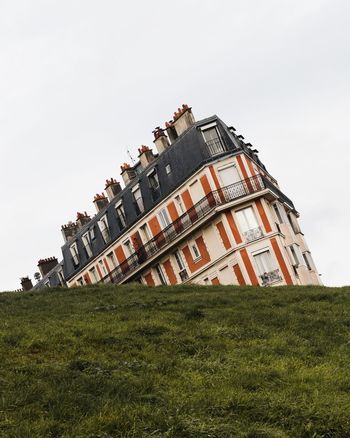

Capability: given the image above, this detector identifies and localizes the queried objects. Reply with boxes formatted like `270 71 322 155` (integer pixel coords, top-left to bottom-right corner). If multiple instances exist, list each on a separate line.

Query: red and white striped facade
67 149 321 288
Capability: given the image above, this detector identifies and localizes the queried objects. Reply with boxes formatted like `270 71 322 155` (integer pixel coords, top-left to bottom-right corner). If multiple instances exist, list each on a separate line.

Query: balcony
98 174 286 285
260 269 283 286
205 138 227 156
243 226 263 243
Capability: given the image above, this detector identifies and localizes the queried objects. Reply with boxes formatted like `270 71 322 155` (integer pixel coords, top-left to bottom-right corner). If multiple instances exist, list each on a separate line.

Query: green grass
1 284 350 437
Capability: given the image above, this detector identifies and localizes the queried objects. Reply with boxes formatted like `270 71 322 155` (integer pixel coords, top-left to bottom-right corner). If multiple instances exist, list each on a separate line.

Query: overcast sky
1 0 349 291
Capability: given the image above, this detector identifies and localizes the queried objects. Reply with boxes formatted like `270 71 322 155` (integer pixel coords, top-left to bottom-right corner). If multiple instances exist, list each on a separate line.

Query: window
98 260 107 277
155 264 167 285
98 215 110 243
175 195 185 214
303 252 314 271
190 242 201 260
140 223 152 243
287 212 301 234
253 250 281 285
115 202 127 229
273 204 283 224
158 208 171 229
203 277 209 285
70 242 79 266
201 125 225 155
289 244 303 266
89 267 99 283
107 252 117 270
174 250 185 270
174 250 188 281
90 227 95 240
148 169 160 201
82 232 92 258
123 239 133 257
218 164 241 186
57 269 65 286
77 277 84 286
132 186 144 215
236 207 263 242
165 164 172 174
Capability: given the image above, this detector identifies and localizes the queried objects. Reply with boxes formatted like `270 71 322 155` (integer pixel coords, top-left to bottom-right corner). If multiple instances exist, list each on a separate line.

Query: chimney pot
138 145 155 168
105 178 122 201
37 256 59 277
20 276 33 291
120 162 136 185
93 193 109 212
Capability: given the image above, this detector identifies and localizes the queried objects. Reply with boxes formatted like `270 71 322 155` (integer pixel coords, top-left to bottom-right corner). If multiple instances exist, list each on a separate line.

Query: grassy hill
1 284 350 437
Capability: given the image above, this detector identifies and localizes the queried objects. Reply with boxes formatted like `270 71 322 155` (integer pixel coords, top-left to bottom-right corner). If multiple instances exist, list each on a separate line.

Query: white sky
1 0 349 290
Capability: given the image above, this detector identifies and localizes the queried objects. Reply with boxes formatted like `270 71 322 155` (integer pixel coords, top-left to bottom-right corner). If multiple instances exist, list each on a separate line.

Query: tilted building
59 105 321 288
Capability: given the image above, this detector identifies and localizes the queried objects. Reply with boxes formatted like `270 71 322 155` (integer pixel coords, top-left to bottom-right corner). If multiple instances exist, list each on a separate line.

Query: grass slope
0 284 350 437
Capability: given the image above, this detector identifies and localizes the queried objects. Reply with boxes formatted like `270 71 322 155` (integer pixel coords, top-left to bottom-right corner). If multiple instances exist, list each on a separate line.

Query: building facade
58 105 321 288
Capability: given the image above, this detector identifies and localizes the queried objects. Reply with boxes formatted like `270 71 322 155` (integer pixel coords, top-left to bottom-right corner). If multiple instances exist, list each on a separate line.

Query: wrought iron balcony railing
205 138 227 156
260 269 283 286
97 174 284 285
99 175 262 284
243 226 263 243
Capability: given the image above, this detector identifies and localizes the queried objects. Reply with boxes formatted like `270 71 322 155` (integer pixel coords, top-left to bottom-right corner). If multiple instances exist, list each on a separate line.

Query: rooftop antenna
127 149 136 165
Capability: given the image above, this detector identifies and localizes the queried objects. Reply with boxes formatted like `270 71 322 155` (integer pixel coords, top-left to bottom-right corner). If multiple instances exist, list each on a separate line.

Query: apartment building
59 105 321 288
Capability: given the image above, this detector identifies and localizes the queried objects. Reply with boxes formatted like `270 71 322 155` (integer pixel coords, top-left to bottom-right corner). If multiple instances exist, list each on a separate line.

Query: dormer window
132 185 144 215
98 215 110 243
115 201 127 229
82 232 93 258
70 242 79 266
200 123 225 156
148 169 161 201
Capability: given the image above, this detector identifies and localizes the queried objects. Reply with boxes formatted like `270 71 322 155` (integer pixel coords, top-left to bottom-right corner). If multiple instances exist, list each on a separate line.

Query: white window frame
70 242 79 266
82 232 93 258
189 241 201 261
89 227 95 240
140 223 152 243
155 264 167 285
115 201 127 228
98 259 107 277
303 251 315 271
273 203 283 224
123 239 134 257
89 267 99 283
132 185 144 214
147 169 160 191
107 252 117 270
98 215 110 243
217 163 241 186
158 208 171 229
165 164 172 174
235 206 262 242
174 195 185 214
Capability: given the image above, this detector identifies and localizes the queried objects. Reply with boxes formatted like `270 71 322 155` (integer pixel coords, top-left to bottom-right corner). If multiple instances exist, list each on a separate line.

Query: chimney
165 120 178 144
93 193 109 212
105 178 122 201
172 104 195 137
120 163 136 185
20 277 33 291
153 127 170 154
138 145 155 169
61 221 79 242
37 257 58 277
76 211 91 229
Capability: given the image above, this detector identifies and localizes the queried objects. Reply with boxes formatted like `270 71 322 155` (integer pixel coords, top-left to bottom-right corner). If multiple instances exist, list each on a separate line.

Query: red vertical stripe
255 199 272 233
240 248 259 285
225 211 242 244
270 238 293 285
233 264 246 285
